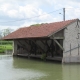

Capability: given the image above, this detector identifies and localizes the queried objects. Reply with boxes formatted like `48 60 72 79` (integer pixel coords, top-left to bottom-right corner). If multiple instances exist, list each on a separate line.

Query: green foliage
2 28 14 37
41 53 46 60
0 45 13 53
0 46 5 53
0 40 13 45
31 24 41 26
30 23 47 27
0 40 13 53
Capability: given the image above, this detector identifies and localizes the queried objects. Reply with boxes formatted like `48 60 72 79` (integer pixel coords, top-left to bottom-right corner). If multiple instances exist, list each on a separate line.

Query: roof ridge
19 18 79 29
51 18 78 23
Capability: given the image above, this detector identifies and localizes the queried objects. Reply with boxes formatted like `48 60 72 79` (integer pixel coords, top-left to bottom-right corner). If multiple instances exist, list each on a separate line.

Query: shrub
0 49 5 53
41 53 46 60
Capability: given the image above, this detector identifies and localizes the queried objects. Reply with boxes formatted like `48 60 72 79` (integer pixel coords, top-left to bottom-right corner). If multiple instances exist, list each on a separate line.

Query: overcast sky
0 0 80 30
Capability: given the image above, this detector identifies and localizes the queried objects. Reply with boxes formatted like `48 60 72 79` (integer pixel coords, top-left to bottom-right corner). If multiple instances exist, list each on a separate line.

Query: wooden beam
18 40 30 52
28 39 46 53
24 40 30 45
50 37 64 39
40 40 46 45
50 39 54 57
54 39 64 50
29 40 36 55
53 37 64 39
40 39 53 57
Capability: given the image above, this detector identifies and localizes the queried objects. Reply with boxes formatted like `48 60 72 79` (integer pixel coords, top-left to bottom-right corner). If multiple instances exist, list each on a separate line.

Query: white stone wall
62 20 80 63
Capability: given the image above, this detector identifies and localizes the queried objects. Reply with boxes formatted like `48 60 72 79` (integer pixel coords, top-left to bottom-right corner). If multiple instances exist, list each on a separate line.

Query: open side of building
2 19 80 63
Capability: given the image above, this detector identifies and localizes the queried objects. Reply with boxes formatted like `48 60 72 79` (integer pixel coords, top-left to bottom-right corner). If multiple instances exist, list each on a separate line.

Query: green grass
0 40 13 45
0 45 13 53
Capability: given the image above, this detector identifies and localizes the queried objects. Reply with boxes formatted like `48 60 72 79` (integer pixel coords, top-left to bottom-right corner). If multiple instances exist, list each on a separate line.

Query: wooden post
45 40 48 57
69 43 71 62
78 44 79 56
13 41 18 56
54 41 56 57
34 40 37 55
70 44 71 56
51 39 53 57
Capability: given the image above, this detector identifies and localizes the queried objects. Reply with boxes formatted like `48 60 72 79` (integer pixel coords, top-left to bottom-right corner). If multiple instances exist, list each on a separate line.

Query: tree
0 30 2 38
2 28 14 37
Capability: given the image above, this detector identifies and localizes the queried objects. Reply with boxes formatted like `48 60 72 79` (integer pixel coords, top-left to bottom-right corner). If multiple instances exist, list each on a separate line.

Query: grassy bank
0 41 13 53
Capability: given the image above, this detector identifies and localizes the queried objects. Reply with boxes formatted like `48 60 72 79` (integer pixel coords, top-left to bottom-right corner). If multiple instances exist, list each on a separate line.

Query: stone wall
62 20 80 63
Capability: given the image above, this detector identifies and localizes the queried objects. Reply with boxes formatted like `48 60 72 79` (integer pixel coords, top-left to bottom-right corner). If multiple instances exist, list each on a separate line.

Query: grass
0 40 13 45
0 44 13 53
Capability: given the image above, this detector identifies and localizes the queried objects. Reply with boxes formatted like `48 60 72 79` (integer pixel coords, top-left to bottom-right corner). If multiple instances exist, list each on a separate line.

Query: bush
0 49 5 53
41 53 46 60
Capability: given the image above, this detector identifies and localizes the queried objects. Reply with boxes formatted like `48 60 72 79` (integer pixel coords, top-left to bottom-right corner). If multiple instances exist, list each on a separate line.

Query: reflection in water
0 55 80 80
0 55 46 80
13 57 63 80
62 64 80 80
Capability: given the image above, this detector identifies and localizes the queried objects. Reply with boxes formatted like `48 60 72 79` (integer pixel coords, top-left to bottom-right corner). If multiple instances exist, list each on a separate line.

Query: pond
0 54 80 80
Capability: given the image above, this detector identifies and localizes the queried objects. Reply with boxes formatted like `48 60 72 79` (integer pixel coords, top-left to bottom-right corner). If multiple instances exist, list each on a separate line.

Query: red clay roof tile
2 19 78 40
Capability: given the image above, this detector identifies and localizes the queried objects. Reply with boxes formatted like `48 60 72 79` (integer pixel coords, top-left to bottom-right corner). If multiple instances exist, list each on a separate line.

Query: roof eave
2 36 49 40
48 19 78 37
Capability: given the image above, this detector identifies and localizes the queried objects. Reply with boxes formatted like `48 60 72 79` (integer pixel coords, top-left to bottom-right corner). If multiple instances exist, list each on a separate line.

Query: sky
0 0 80 30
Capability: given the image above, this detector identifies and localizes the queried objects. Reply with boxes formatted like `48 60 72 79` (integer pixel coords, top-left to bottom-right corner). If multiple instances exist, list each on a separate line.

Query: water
0 55 80 80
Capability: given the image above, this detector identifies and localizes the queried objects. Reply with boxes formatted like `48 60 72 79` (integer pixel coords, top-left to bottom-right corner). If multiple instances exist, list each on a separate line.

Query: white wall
62 20 80 63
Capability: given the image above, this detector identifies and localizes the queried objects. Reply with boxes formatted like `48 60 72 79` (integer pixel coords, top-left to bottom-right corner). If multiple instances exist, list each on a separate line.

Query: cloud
7 10 18 18
0 3 11 12
0 1 59 28
0 0 80 30
0 3 18 18
0 25 20 30
65 8 80 19
19 4 39 18
20 21 37 27
0 2 41 19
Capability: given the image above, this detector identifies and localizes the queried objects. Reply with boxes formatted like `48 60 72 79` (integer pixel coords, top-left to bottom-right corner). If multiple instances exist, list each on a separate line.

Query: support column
12 40 18 56
51 39 54 57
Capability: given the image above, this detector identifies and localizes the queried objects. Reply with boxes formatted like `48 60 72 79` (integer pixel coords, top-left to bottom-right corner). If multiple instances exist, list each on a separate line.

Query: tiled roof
2 19 78 40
